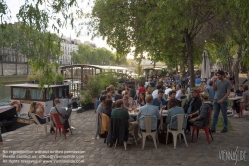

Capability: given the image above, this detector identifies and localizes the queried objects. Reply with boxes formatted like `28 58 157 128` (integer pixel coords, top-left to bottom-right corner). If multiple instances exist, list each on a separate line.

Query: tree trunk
175 60 178 73
234 43 242 89
184 32 195 87
180 48 186 73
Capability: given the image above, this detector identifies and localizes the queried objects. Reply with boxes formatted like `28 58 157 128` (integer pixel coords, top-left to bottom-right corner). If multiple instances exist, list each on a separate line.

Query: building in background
60 37 81 65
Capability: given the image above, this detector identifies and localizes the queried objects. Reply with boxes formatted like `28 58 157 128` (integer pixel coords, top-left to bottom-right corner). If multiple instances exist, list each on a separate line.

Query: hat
190 87 198 93
201 92 209 99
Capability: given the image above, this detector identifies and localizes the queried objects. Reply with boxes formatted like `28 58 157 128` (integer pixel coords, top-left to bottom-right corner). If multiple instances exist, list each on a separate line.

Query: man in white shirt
152 84 163 99
165 85 172 99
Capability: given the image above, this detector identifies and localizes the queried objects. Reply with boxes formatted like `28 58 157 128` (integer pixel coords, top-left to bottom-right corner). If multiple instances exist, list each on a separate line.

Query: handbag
54 107 70 129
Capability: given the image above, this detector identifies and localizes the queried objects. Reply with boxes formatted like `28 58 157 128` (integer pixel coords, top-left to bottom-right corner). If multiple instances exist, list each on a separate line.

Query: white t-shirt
165 88 172 95
152 89 158 99
176 89 182 99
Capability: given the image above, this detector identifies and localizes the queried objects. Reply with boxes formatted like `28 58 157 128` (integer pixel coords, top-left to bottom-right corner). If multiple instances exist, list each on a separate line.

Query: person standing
211 70 232 133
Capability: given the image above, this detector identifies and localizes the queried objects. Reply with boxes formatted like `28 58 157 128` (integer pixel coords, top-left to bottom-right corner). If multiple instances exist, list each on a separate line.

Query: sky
5 0 110 49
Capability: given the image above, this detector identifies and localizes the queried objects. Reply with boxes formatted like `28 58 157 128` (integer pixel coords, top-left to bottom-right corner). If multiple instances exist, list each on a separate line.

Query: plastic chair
166 114 188 149
191 110 213 144
30 113 50 137
52 113 72 139
108 118 128 150
239 107 243 117
139 116 158 150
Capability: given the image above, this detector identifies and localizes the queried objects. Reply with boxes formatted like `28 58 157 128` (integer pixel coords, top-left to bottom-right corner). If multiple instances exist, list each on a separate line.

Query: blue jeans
211 99 228 130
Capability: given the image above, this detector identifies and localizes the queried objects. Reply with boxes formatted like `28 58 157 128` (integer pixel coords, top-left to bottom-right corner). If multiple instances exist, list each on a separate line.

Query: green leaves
71 44 118 65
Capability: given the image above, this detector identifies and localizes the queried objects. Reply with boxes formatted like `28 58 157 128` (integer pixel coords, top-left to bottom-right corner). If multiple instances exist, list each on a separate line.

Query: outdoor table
228 96 242 101
129 110 168 117
228 96 243 117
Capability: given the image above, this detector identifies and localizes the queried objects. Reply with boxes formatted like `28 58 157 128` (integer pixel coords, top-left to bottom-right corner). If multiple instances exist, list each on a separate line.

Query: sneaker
221 129 228 133
210 129 216 133
234 114 238 118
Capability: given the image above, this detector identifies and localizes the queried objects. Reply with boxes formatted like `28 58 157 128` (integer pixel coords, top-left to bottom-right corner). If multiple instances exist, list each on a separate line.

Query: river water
0 81 25 102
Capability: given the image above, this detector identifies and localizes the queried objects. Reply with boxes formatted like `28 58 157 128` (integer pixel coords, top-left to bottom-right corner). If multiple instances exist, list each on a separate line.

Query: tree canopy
71 44 116 65
0 0 85 87
91 0 249 86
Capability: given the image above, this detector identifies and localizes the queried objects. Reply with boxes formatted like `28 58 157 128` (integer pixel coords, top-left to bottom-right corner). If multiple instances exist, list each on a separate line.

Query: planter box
82 103 94 111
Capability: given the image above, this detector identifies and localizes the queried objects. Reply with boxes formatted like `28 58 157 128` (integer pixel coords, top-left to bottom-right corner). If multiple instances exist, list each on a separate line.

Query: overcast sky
5 0 109 49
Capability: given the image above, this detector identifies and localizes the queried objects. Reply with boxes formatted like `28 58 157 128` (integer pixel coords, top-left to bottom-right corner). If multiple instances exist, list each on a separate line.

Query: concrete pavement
0 110 249 166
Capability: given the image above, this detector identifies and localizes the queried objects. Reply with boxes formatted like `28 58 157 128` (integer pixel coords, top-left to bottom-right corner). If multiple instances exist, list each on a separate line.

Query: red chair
239 107 243 118
52 113 72 139
191 110 213 144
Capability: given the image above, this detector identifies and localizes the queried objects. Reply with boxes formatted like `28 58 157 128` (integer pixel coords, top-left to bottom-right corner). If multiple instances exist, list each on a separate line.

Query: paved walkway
1 110 249 166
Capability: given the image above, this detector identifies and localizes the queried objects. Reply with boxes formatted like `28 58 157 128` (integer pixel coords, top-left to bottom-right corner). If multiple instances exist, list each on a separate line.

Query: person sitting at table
184 88 202 133
166 98 186 130
152 84 163 99
111 99 139 144
137 95 162 132
138 83 146 96
188 92 212 127
114 89 123 101
137 92 146 107
96 95 106 114
103 99 113 118
232 85 243 117
123 95 131 110
123 90 135 108
168 90 176 100
166 90 181 108
29 101 50 123
50 98 72 131
153 90 167 110
146 86 153 96
29 101 38 115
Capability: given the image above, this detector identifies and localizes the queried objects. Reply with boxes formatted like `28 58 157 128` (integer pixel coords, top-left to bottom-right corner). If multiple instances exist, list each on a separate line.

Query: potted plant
54 74 64 85
79 90 93 110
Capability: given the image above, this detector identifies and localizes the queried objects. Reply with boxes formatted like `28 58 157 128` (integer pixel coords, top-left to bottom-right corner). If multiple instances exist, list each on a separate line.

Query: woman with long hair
109 84 115 96
103 99 113 117
138 92 146 107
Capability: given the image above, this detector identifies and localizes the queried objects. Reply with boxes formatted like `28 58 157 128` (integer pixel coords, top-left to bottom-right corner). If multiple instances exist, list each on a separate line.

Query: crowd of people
94 69 249 146
28 69 249 144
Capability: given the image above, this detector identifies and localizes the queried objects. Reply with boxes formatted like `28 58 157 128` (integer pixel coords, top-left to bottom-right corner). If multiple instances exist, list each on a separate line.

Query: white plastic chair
30 113 50 137
166 114 188 149
139 116 158 150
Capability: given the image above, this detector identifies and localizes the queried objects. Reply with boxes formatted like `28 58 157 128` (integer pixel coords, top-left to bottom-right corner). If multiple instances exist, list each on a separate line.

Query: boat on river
0 83 70 133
